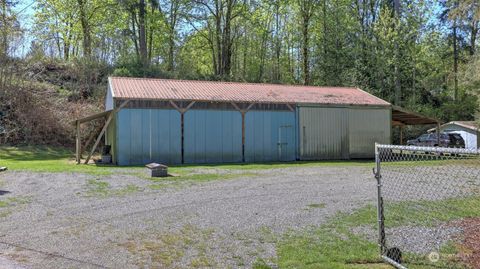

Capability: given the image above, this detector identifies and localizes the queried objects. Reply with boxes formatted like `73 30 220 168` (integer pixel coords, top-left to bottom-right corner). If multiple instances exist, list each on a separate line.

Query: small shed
428 121 479 149
101 77 394 165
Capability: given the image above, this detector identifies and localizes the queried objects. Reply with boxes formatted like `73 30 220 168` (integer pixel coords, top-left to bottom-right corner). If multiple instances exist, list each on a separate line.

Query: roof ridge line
109 76 359 89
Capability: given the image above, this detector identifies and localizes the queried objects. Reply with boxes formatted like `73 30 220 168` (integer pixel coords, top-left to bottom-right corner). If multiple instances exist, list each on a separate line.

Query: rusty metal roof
109 77 390 106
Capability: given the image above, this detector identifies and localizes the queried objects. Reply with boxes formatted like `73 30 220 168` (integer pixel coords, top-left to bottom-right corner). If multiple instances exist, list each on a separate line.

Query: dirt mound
459 218 480 268
0 59 107 146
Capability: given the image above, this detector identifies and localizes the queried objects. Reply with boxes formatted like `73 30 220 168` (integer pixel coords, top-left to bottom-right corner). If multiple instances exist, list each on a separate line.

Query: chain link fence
375 144 480 269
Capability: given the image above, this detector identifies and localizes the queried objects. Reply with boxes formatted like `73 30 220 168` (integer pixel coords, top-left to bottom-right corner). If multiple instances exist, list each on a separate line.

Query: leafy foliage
1 0 480 144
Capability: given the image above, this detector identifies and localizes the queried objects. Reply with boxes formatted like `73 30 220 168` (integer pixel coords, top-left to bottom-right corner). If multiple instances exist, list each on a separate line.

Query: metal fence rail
375 144 480 269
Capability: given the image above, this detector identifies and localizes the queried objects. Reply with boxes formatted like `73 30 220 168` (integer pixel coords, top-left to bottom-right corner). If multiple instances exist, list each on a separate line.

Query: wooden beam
81 124 103 157
70 110 112 125
231 102 241 112
286 104 294 112
169 100 181 111
84 101 129 164
231 102 254 113
392 120 405 126
184 101 196 112
170 100 195 113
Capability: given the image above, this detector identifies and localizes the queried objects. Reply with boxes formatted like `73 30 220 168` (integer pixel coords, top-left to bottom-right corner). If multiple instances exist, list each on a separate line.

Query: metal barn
104 77 392 165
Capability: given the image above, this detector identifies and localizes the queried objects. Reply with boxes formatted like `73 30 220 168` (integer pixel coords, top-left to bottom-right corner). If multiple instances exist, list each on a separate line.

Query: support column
170 101 195 164
241 111 245 163
181 113 185 164
232 102 254 163
399 125 404 145
436 122 441 146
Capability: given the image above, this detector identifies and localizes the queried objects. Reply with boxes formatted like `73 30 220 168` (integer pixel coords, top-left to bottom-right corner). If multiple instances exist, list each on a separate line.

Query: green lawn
0 146 374 175
271 195 479 269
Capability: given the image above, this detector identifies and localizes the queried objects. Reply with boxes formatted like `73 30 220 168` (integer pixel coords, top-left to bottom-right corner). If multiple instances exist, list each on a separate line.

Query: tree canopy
1 0 480 144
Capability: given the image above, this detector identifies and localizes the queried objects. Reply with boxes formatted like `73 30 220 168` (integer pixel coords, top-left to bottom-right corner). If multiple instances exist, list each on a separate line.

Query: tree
190 0 244 78
297 0 318 85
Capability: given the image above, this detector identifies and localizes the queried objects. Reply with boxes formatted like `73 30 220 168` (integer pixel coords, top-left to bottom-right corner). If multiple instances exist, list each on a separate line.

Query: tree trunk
138 0 148 68
470 20 478 56
453 20 458 101
393 0 401 105
131 11 139 58
147 3 154 62
302 15 310 85
0 0 7 58
77 0 92 58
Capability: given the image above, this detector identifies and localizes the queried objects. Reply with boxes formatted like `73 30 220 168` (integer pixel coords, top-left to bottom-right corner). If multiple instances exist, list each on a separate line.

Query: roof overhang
392 106 441 126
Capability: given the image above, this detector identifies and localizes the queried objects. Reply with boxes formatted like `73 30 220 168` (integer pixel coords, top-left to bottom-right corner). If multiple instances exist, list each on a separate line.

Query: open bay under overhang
391 105 442 145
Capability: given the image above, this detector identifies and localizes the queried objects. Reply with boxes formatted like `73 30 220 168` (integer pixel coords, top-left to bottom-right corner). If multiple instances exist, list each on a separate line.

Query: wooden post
231 102 254 162
399 125 404 145
181 112 185 164
84 101 129 164
241 111 245 162
436 122 441 146
76 120 81 164
169 101 195 164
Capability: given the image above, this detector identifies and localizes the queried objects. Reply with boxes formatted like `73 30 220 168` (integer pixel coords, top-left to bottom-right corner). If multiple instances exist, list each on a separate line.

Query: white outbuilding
429 121 479 149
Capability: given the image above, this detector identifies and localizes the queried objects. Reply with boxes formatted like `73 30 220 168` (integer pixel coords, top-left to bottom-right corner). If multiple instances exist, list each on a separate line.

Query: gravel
0 165 376 268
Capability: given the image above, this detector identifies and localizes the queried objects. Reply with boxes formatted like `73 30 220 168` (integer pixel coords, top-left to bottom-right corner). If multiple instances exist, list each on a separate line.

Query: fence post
374 143 386 255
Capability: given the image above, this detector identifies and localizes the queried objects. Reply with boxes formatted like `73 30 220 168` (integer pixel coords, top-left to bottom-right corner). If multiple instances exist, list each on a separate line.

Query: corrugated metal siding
245 111 296 162
348 108 391 158
299 107 349 160
116 109 181 165
184 110 242 163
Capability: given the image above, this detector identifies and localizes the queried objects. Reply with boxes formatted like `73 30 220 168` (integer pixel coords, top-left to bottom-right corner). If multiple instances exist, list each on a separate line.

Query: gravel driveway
0 165 376 268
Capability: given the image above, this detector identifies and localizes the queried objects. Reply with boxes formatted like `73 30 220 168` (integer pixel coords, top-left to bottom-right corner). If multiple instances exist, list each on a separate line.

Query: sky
11 0 35 56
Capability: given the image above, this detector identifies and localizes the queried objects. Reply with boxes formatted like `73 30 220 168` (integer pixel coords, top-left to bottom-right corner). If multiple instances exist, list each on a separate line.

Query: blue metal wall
184 110 242 163
245 111 296 162
116 109 181 165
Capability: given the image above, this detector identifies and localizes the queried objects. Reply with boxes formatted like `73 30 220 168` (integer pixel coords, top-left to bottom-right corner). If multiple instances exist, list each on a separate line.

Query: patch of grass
336 195 480 229
85 179 140 197
0 146 374 179
0 196 31 218
0 146 133 175
252 258 273 269
276 196 480 268
306 203 326 209
277 224 382 269
190 256 212 268
119 224 215 268
0 196 30 208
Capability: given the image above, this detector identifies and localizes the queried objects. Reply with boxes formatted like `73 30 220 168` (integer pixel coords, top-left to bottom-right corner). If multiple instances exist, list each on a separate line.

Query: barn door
278 125 293 161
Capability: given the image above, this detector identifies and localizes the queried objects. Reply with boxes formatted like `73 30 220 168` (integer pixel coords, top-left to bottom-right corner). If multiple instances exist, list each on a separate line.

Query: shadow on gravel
0 190 10 196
